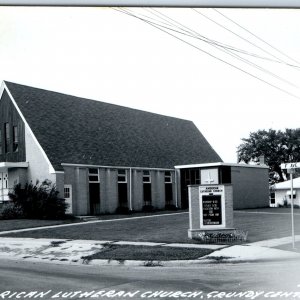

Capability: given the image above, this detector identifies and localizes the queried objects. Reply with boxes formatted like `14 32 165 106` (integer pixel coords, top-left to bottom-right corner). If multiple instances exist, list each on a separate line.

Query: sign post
280 162 300 249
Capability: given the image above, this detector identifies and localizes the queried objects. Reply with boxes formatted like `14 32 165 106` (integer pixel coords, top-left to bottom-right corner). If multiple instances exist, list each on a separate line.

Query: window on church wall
143 170 151 183
165 171 172 183
64 187 70 198
88 168 100 183
118 169 127 183
143 170 152 205
13 126 18 152
0 129 2 155
4 123 10 153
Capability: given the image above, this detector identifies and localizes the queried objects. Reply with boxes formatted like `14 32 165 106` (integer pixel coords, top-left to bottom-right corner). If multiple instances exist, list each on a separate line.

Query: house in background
270 177 300 207
0 81 222 215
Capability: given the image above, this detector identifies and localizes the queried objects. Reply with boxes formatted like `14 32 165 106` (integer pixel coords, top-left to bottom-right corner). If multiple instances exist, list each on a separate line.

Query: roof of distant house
4 81 222 171
273 177 300 189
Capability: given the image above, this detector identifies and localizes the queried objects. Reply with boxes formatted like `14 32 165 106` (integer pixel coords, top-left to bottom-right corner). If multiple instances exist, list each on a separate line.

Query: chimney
259 155 265 165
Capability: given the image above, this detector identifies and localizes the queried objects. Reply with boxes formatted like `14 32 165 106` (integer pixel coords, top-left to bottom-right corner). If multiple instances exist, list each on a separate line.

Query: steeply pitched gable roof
5 81 222 171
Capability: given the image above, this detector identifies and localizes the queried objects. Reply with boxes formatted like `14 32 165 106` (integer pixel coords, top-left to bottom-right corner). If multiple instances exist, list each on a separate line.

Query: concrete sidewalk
1 236 300 267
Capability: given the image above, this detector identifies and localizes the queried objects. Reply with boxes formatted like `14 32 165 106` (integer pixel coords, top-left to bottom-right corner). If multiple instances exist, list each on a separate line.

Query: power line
213 8 300 66
149 8 300 69
140 9 299 88
192 8 300 69
113 8 300 101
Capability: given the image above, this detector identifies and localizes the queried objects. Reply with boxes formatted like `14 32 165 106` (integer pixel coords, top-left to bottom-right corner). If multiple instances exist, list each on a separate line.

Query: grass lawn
82 244 213 262
1 208 300 244
0 218 81 232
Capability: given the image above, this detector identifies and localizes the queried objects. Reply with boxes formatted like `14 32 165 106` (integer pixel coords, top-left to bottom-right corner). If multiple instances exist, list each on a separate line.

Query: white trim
1 82 56 174
175 162 269 169
61 163 174 171
0 162 28 168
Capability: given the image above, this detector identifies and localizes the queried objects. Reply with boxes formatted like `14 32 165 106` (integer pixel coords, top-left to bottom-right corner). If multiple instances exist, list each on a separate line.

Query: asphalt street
0 258 299 299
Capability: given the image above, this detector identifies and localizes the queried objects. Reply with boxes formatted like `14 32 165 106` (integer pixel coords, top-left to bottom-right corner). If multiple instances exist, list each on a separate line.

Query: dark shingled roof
5 81 222 171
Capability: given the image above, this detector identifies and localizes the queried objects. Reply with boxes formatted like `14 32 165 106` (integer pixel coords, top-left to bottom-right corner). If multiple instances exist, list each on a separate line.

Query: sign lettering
202 195 222 225
281 162 300 169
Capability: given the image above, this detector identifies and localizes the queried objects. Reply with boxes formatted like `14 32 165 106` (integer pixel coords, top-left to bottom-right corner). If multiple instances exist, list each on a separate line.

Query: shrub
0 202 23 220
8 180 67 219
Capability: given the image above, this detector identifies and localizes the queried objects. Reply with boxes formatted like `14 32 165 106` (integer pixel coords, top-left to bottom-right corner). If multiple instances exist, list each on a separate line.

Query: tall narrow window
0 129 2 155
4 123 10 153
13 126 18 152
118 169 128 209
143 170 152 207
88 168 100 215
165 171 173 206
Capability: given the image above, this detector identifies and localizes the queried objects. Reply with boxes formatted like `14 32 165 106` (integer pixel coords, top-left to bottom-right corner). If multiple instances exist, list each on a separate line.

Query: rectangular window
4 123 10 153
143 170 151 183
0 129 2 155
13 126 18 152
165 171 172 183
64 187 70 198
118 169 127 183
270 192 275 204
88 168 100 182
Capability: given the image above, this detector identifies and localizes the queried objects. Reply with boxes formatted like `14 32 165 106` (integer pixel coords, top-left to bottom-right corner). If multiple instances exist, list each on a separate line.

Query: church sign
199 185 225 229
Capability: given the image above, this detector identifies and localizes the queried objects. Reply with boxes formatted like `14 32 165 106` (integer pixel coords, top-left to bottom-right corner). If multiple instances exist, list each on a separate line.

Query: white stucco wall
25 126 56 185
274 189 300 207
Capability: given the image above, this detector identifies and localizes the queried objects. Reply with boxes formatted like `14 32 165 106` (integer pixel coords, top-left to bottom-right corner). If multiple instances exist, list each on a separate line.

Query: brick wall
224 185 234 228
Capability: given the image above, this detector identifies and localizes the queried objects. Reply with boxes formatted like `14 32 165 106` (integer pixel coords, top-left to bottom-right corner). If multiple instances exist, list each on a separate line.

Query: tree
237 128 300 184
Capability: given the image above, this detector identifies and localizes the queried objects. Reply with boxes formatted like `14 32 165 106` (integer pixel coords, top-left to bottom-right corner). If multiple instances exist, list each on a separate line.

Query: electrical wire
192 8 297 68
149 8 300 69
120 8 299 88
113 7 300 101
213 8 300 66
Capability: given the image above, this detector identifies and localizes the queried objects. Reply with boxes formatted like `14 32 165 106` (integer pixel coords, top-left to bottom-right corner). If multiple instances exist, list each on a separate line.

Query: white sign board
200 168 219 185
280 162 300 169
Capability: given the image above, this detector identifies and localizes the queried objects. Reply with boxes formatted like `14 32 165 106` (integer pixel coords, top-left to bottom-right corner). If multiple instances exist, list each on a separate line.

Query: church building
0 81 222 215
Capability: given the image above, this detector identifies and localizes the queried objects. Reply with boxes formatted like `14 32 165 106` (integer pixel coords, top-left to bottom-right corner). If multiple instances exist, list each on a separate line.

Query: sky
0 6 300 163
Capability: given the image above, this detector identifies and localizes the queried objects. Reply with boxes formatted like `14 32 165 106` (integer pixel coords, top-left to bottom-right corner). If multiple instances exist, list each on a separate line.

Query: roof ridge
4 80 193 123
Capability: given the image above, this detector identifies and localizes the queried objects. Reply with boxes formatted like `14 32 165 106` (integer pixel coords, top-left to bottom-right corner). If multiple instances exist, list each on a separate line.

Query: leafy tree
237 128 300 184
